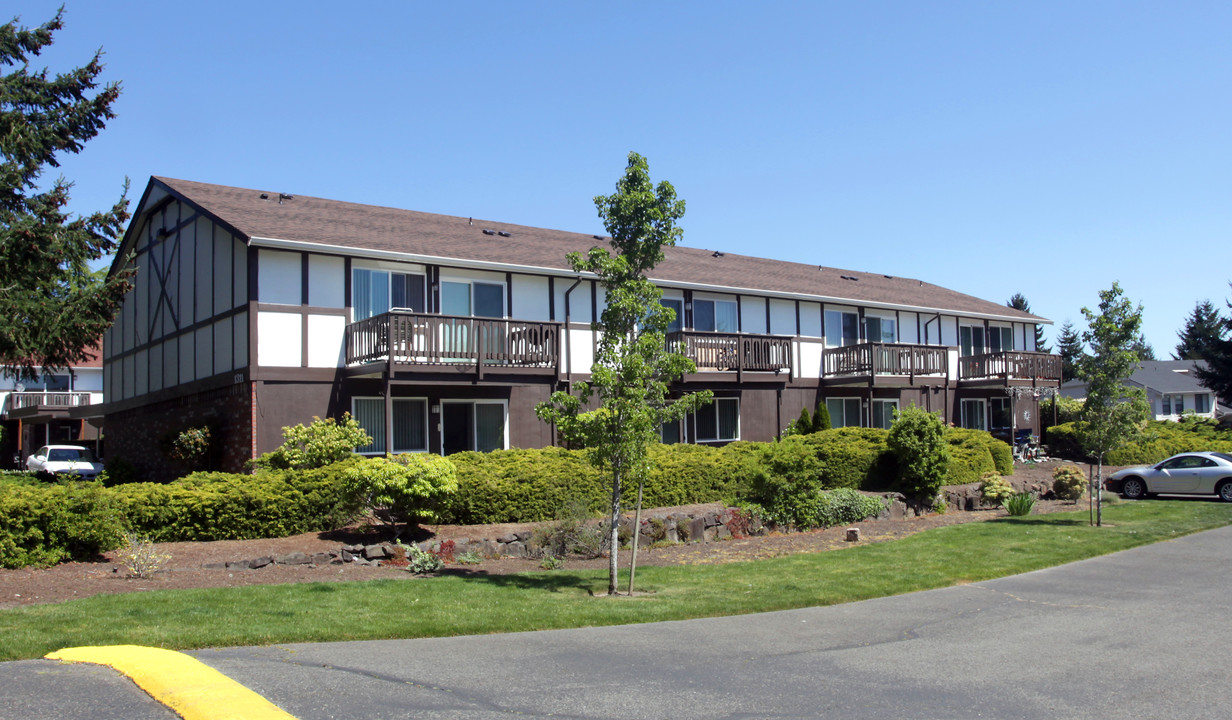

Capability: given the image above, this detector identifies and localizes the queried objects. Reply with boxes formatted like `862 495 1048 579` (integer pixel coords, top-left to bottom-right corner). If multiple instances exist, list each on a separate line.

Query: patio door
442 401 506 454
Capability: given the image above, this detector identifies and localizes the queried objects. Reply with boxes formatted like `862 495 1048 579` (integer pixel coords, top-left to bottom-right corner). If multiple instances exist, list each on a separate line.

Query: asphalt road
4 524 1230 719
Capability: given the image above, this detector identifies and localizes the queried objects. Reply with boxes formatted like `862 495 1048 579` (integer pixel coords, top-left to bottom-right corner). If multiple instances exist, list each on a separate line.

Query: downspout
562 277 584 384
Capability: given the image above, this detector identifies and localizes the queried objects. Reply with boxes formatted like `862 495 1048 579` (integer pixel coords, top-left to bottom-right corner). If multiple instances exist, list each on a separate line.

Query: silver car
25 445 105 480
1108 452 1232 502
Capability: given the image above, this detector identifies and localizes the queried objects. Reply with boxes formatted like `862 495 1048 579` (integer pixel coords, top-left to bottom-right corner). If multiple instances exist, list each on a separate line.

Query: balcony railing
667 331 792 374
4 391 94 412
346 311 561 373
959 351 1062 383
823 342 948 379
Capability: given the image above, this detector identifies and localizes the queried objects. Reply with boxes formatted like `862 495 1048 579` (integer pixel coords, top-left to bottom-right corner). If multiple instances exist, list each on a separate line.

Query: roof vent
884 275 892 279
498 231 511 238
482 229 496 236
593 235 603 240
840 275 858 281
712 251 725 258
259 193 269 200
278 193 293 204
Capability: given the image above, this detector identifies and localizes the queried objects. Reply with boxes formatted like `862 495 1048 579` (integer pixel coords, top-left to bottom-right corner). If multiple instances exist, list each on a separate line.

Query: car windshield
47 448 96 463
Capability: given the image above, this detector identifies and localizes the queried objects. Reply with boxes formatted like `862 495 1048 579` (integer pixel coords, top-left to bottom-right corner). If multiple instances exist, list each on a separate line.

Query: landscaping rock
225 560 250 570
502 541 526 557
688 517 706 542
276 552 311 565
498 533 518 544
249 556 273 569
362 544 389 560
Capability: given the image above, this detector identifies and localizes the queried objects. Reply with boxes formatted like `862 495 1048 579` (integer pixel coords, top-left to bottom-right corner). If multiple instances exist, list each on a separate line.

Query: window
989 326 1013 353
1195 393 1211 414
826 397 862 428
660 418 682 444
825 310 859 347
1162 394 1184 415
696 398 740 441
441 280 504 318
871 399 898 429
660 298 684 334
352 398 429 454
694 298 738 333
960 399 987 431
991 397 1012 429
442 401 506 454
865 316 896 344
959 326 986 357
353 268 425 321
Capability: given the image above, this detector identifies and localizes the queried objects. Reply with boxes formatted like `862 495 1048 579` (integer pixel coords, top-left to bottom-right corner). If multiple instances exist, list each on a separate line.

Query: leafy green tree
536 152 711 596
886 406 950 503
342 454 459 537
1056 321 1085 383
251 413 373 470
1175 299 1226 361
1193 284 1232 404
1129 333 1156 361
0 10 133 379
1007 293 1050 353
1077 283 1150 526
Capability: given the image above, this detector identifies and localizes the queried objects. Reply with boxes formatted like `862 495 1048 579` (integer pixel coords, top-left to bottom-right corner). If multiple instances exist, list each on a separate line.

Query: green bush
1004 492 1036 516
1052 465 1087 502
1040 396 1085 442
342 454 458 527
251 413 373 470
812 402 832 432
0 479 125 568
979 472 1014 507
888 407 950 500
944 427 1005 485
799 427 897 491
1049 419 1232 465
814 488 886 528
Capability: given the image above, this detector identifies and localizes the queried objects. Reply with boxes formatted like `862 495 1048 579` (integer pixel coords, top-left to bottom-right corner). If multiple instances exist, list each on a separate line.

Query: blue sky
11 1 1232 354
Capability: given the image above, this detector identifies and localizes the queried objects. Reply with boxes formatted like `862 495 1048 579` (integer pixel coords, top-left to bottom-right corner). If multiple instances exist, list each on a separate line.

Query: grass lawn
3 500 1230 661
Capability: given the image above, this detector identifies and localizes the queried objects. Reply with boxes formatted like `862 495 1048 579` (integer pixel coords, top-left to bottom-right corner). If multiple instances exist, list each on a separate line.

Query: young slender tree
0 10 133 379
1007 293 1050 353
536 152 712 596
1056 320 1085 383
1077 282 1150 526
1174 299 1226 361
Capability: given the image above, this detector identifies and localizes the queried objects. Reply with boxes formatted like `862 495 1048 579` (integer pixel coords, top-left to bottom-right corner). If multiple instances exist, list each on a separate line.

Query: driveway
5 524 1230 719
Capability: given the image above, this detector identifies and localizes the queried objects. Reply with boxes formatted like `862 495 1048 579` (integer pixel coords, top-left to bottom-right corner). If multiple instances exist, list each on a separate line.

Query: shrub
1040 396 1085 441
748 437 826 529
1052 465 1088 502
812 402 832 432
529 500 608 559
167 425 212 469
814 488 886 528
0 480 125 568
944 427 1005 484
979 472 1014 507
1004 492 1036 516
888 407 950 501
782 406 813 437
251 413 372 470
117 532 170 578
341 454 458 531
404 543 444 573
799 427 897 491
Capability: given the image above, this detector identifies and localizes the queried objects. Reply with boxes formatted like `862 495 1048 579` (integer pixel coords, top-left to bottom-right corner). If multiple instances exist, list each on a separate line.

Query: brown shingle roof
151 177 1044 322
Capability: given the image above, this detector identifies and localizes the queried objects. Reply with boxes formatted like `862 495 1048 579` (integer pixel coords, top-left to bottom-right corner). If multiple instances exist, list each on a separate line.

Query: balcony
958 351 1062 385
667 331 792 378
4 392 94 413
346 311 561 378
823 343 948 384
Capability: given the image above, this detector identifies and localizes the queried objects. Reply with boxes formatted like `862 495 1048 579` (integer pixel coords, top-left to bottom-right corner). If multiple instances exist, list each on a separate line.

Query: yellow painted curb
45 645 297 720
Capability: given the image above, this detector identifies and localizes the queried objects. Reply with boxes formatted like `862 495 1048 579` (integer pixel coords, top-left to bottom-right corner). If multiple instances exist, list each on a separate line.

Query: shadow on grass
436 566 601 594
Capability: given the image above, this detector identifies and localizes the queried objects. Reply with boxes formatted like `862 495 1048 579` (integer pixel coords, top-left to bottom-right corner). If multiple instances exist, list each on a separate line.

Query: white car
1107 452 1232 502
26 445 105 479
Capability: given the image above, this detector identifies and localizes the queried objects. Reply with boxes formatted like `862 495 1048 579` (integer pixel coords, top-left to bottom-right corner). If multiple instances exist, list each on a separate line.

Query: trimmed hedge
1046 418 1232 465
800 427 899 490
944 427 1013 485
0 478 125 568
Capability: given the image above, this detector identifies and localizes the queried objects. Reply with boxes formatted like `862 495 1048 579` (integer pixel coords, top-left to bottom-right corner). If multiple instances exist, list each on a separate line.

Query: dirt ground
0 460 1104 609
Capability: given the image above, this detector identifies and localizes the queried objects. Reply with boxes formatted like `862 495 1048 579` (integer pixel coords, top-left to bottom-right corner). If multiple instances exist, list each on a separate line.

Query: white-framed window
991 397 1012 429
989 326 1013 353
1162 394 1184 415
865 316 897 344
352 268 426 321
696 397 740 441
825 310 859 348
441 279 505 319
871 399 898 429
827 397 862 428
693 298 738 333
961 398 987 431
442 400 507 454
959 325 986 357
351 397 430 455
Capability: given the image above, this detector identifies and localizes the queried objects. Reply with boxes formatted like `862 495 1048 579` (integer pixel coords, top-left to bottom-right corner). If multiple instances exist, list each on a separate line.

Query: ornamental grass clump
1004 492 1036 517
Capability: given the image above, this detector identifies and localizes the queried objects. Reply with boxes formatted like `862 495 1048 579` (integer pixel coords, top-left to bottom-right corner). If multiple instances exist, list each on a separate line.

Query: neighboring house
1 347 105 468
99 177 1062 481
1060 360 1218 421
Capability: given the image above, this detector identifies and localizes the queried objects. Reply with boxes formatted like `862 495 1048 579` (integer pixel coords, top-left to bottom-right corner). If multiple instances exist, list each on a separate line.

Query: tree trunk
607 463 622 595
1095 454 1104 527
627 478 645 596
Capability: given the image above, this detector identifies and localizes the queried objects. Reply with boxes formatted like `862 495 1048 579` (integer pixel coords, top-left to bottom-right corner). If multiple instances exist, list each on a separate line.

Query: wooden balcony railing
667 331 792 374
346 311 561 375
823 343 948 379
4 391 94 412
959 351 1062 383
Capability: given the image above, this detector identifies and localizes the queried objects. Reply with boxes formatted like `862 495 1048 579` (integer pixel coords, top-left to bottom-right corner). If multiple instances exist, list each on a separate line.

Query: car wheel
1217 481 1232 503
1121 477 1147 500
